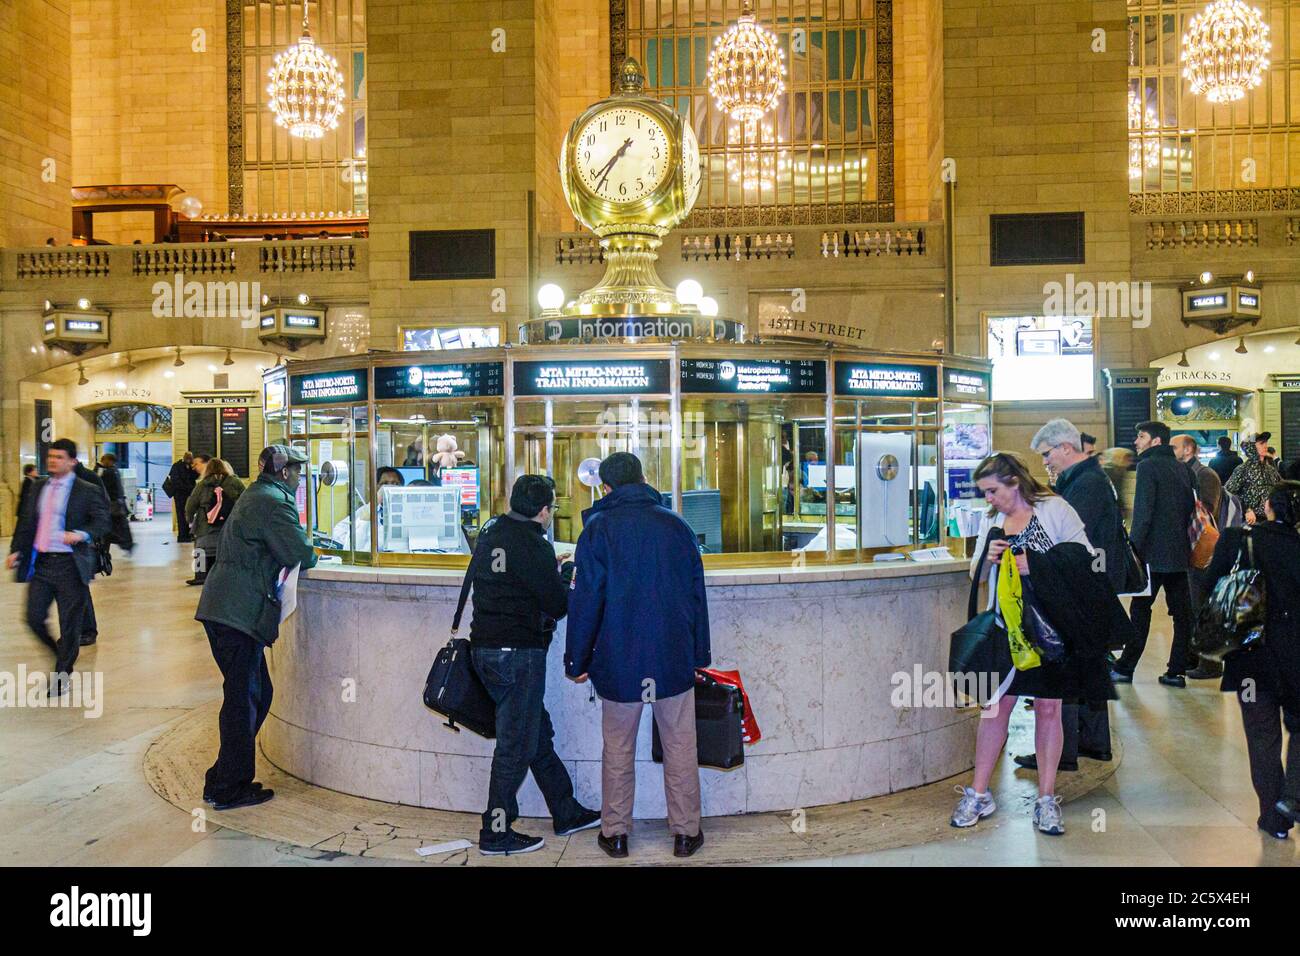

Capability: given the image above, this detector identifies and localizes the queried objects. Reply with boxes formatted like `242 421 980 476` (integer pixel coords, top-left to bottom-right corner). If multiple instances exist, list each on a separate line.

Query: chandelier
266 7 346 139
707 1 786 127
1127 89 1160 179
1181 0 1271 104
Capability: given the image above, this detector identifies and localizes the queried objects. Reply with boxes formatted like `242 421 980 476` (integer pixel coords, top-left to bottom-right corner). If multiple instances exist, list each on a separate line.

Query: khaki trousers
600 688 701 837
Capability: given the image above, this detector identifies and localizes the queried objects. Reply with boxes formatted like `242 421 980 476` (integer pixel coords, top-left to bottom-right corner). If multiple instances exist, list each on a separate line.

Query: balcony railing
1143 218 1259 251
546 223 937 268
3 238 366 286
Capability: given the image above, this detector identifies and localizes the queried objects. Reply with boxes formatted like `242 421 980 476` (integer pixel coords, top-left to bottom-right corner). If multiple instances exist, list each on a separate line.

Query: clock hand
594 137 634 193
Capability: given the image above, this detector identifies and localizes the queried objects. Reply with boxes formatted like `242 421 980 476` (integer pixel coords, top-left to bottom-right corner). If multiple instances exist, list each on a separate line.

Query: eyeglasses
1038 444 1061 461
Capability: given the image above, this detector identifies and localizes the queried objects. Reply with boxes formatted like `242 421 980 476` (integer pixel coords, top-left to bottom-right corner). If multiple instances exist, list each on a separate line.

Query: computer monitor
659 489 723 554
440 466 480 508
380 485 466 552
395 466 425 486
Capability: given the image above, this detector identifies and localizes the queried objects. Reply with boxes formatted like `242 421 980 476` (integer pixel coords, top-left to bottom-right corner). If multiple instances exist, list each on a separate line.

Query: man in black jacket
1113 421 1197 688
166 452 198 542
467 475 600 856
1208 435 1244 485
1025 419 1124 771
6 439 110 694
72 456 111 647
16 464 37 518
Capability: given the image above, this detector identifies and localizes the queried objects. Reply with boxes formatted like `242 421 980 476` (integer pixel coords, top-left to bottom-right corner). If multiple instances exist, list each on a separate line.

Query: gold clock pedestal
570 234 681 316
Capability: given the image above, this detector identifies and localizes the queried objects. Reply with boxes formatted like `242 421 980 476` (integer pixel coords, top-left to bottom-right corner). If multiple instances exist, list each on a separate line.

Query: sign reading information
680 358 825 394
290 370 368 406
943 368 991 400
374 362 504 400
512 360 671 396
834 362 938 398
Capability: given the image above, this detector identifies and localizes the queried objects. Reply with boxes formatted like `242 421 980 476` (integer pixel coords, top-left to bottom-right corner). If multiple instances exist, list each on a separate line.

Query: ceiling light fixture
1235 336 1248 354
707 0 786 127
223 348 235 366
77 364 88 386
1182 0 1271 104
266 3 345 140
173 348 185 367
1177 350 1191 367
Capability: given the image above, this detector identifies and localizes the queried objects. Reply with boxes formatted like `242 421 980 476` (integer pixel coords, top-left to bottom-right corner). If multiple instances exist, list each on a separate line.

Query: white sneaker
1033 795 1065 835
950 785 996 828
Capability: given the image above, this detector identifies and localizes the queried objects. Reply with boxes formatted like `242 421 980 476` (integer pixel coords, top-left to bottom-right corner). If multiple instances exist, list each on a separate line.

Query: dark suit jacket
16 476 35 518
1055 455 1126 593
1130 444 1195 573
9 475 111 584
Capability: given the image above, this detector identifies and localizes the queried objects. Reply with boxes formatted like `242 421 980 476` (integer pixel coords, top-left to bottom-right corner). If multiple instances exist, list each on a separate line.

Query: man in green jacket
196 444 317 810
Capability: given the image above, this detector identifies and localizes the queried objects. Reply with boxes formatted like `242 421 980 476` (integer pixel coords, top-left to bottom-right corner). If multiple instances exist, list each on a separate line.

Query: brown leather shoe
597 832 628 858
673 831 704 858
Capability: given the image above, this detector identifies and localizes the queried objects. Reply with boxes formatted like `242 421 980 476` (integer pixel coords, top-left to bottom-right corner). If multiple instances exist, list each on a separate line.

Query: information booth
268 347 991 569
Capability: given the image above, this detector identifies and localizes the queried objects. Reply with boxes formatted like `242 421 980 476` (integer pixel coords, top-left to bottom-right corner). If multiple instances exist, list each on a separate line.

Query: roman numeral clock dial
575 108 672 204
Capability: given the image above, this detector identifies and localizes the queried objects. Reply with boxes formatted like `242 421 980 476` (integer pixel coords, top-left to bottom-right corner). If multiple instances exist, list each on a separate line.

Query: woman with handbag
951 452 1094 836
1203 481 1300 839
185 456 246 586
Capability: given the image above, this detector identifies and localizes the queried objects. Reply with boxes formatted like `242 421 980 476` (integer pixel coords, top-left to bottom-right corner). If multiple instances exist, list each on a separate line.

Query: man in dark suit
1113 421 1197 688
7 438 110 694
71 455 111 646
166 452 198 542
16 464 37 518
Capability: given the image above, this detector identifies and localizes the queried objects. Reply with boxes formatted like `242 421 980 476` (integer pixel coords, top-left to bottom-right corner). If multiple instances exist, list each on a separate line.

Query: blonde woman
951 452 1092 836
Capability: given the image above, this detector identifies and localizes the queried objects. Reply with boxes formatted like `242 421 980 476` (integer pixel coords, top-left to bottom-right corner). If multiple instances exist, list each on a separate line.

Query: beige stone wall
895 0 934 223
0 0 73 248
941 0 1132 470
70 0 228 244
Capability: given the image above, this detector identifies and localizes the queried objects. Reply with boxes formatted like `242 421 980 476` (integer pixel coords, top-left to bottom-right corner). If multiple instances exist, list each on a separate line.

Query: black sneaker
204 781 265 806
1276 799 1300 826
1185 665 1222 680
1158 673 1186 688
554 806 602 836
212 785 275 811
79 633 97 647
478 830 545 856
1013 753 1078 772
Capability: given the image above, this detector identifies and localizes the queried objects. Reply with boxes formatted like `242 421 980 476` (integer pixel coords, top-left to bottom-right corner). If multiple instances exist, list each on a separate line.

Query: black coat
467 511 573 650
166 459 197 500
1054 455 1126 592
9 475 112 584
1129 444 1195 573
1027 542 1129 704
16 475 35 518
97 464 126 501
1208 449 1243 485
1206 524 1300 710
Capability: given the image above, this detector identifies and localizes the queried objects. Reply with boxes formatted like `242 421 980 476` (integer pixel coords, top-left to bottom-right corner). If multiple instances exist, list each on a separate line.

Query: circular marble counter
261 558 978 818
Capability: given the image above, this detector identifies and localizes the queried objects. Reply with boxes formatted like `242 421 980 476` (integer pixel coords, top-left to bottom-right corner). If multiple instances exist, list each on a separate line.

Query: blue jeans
471 646 583 842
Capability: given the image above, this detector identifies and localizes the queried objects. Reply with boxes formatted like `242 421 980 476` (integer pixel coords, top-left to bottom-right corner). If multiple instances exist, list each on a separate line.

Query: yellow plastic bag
997 547 1041 671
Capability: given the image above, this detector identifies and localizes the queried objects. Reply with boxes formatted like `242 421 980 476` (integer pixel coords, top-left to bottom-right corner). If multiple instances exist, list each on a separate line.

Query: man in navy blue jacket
565 452 711 859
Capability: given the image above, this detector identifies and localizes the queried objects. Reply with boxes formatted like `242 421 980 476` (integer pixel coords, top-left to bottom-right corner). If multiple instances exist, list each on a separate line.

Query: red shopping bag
698 667 761 745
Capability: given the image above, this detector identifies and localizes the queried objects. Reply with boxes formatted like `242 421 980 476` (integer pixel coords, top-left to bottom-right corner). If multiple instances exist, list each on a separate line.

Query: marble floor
0 521 1296 867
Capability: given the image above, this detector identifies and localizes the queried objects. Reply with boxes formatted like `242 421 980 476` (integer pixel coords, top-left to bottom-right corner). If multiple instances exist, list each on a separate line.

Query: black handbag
948 532 1007 706
651 670 744 770
1192 531 1266 663
94 537 113 577
1118 522 1148 595
1021 577 1066 665
421 546 497 738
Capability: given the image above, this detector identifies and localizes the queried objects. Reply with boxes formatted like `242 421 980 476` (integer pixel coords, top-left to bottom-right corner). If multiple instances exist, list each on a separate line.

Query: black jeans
174 497 193 541
1118 570 1194 677
472 645 583 842
203 621 273 800
1061 701 1112 763
25 553 89 676
1236 684 1300 833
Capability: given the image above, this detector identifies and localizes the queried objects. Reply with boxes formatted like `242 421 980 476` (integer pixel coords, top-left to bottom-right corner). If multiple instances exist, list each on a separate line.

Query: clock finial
617 57 645 94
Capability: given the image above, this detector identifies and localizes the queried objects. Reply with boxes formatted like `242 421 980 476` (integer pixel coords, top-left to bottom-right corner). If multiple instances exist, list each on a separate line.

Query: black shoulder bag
1191 530 1266 663
947 531 1006 706
421 544 497 738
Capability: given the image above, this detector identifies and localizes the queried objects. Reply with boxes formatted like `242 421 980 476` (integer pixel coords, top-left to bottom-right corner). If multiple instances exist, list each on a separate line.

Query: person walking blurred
95 453 134 554
1111 422 1196 688
16 463 37 519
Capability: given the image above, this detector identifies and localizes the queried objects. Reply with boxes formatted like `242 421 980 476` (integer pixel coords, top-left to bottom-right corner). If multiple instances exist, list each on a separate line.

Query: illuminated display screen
374 362 503 399
513 360 671 395
680 358 825 393
834 362 938 398
943 368 991 400
290 370 368 405
986 315 1094 402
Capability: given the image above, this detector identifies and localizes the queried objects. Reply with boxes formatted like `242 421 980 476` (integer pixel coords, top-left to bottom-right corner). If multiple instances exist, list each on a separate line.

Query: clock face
574 107 673 204
681 121 702 211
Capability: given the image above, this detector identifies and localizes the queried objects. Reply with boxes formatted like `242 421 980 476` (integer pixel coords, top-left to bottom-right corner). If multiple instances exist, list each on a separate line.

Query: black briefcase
651 672 745 770
422 637 496 739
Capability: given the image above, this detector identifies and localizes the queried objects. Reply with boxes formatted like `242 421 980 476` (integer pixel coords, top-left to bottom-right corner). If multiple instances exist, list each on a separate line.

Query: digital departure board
220 407 250 476
1280 391 1300 467
188 407 218 458
513 360 671 396
290 369 368 406
374 362 503 400
834 362 938 398
680 358 826 394
943 368 991 400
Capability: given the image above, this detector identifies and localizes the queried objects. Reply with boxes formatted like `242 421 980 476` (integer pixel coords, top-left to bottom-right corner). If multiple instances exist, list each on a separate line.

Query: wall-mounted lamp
173 348 185 367
76 364 88 386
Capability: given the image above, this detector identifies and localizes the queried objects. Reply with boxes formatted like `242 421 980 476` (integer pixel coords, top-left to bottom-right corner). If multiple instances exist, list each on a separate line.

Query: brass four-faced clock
559 57 702 315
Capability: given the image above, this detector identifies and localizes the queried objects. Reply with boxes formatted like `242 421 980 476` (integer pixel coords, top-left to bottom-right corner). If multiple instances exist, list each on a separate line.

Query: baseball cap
258 444 309 473
1254 431 1271 444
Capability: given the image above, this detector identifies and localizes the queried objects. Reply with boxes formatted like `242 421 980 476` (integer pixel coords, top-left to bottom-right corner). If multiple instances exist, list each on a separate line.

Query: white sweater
969 495 1095 607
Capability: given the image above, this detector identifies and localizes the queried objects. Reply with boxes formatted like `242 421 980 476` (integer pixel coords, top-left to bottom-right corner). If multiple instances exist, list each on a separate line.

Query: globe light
537 283 565 311
706 1 786 125
297 292 310 305
1182 0 1270 105
266 10 345 139
698 296 720 317
676 279 704 306
77 298 91 310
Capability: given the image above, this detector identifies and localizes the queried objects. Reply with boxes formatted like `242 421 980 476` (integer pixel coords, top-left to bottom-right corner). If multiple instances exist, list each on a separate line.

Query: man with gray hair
1018 418 1130 772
